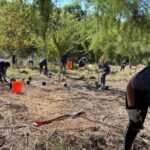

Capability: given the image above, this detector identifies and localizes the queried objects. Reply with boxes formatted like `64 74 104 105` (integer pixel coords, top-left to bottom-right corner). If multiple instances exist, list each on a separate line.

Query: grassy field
0 64 149 150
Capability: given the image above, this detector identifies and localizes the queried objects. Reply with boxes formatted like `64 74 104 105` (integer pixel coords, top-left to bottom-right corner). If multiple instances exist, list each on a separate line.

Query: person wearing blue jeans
122 66 150 150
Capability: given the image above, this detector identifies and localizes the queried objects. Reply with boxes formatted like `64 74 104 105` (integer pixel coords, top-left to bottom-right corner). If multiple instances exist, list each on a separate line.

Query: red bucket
11 81 23 94
67 60 73 69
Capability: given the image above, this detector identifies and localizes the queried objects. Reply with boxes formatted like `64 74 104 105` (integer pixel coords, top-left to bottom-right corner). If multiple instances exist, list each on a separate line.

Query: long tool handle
33 114 69 126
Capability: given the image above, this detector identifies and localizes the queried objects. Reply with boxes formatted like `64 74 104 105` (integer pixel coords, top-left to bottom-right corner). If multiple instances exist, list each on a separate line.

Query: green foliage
0 0 149 66
33 0 53 41
84 0 150 64
64 1 86 20
0 0 36 53
50 9 81 57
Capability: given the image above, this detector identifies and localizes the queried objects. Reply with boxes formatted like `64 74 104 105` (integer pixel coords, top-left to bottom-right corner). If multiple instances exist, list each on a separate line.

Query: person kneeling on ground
0 59 10 83
78 57 88 68
122 66 150 150
98 60 110 90
39 58 48 75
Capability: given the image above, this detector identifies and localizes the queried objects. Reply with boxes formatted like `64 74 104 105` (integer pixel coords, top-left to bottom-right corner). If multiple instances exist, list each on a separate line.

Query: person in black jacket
39 58 48 75
78 57 88 68
0 59 10 83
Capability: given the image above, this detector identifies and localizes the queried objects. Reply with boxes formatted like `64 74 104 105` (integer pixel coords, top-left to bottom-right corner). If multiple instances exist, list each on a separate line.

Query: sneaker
98 86 104 90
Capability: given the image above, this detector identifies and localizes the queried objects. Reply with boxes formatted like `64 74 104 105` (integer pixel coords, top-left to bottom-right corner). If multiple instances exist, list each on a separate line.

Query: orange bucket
67 60 73 69
11 81 23 94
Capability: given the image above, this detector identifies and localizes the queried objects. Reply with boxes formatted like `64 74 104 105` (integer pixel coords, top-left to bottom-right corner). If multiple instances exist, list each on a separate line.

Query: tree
83 0 150 65
0 0 32 54
45 6 82 78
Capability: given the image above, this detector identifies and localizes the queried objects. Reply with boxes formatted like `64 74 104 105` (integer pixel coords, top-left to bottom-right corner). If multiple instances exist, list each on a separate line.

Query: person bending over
122 66 150 150
0 59 10 83
39 58 48 75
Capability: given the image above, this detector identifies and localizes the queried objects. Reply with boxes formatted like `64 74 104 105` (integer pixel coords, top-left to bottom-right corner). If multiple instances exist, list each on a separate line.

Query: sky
52 0 75 7
27 0 74 7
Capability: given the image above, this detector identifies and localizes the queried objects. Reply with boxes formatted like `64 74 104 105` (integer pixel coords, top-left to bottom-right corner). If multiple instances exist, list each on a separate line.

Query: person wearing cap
122 66 150 150
39 58 48 75
0 59 10 83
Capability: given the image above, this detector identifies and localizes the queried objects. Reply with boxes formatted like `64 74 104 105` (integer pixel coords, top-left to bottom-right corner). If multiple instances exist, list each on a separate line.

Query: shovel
33 110 84 127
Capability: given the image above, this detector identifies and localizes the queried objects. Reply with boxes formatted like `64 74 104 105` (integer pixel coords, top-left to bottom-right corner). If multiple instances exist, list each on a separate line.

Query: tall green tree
83 0 150 65
0 0 32 54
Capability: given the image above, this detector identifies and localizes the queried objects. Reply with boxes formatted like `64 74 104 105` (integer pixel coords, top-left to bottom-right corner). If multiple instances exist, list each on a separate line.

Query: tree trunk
129 56 134 69
58 57 61 82
95 52 98 63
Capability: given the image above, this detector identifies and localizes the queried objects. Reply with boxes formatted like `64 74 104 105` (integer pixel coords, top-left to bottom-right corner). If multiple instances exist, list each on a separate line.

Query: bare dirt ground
0 65 150 150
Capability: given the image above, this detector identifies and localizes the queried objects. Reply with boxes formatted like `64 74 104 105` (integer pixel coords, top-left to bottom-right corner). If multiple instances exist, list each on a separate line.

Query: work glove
126 109 142 124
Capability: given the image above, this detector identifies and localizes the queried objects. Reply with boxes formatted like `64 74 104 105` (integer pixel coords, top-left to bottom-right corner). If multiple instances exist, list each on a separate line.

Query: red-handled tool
33 110 84 127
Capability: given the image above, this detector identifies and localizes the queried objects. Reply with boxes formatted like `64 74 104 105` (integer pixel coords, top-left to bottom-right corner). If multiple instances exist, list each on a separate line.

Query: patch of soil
0 67 150 149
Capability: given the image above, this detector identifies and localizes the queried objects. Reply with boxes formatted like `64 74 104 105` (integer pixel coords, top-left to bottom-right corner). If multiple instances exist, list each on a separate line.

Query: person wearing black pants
39 58 48 75
122 66 150 150
98 61 110 89
0 59 10 83
60 54 68 76
101 72 109 88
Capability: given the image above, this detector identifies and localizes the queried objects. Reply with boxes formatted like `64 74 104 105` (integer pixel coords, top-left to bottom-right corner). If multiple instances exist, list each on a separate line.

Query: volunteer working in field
0 59 10 83
97 58 110 90
78 57 88 68
122 66 150 150
39 58 48 75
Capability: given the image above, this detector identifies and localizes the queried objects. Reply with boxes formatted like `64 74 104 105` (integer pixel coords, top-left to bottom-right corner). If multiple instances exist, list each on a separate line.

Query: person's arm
126 79 135 108
2 69 9 83
3 75 8 83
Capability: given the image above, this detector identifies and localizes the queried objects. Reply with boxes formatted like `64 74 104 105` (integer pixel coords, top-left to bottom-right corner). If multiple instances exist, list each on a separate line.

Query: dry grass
0 65 149 149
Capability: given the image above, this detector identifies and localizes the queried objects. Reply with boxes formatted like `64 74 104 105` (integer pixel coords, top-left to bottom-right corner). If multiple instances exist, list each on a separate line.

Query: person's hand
127 109 142 124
